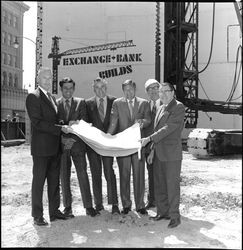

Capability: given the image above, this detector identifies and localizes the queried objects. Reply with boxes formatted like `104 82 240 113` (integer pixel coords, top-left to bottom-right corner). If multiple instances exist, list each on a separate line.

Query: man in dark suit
26 67 72 226
143 79 161 209
140 82 185 228
86 77 120 214
57 77 98 217
107 79 151 215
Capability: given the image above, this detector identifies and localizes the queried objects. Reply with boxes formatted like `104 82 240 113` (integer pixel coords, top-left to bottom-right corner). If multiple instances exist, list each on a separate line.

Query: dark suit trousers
60 149 93 209
145 152 155 203
31 154 61 218
87 149 118 206
117 152 145 210
153 153 181 219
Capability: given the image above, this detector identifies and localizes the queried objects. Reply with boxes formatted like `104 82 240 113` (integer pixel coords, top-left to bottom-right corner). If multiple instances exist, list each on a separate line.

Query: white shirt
127 97 135 107
62 97 73 109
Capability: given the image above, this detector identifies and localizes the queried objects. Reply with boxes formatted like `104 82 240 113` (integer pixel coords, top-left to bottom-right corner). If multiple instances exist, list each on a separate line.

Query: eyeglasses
147 86 159 91
159 90 172 94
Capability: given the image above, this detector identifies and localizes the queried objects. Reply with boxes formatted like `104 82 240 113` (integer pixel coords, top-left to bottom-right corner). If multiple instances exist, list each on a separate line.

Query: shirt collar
96 96 107 104
62 97 72 103
127 97 135 104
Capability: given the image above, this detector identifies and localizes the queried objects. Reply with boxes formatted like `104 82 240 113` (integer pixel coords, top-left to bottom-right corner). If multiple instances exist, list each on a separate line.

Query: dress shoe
121 207 131 215
136 208 148 215
86 207 99 217
111 205 120 214
149 214 170 221
63 207 75 219
168 218 181 228
34 217 48 226
50 210 68 222
145 202 156 209
95 204 104 212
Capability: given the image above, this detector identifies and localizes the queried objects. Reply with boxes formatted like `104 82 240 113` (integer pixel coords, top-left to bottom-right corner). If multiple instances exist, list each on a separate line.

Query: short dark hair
161 82 175 92
59 77 75 88
122 79 136 91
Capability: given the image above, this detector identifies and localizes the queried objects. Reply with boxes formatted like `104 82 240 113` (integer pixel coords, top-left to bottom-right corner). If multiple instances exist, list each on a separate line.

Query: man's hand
146 149 154 164
69 120 79 126
61 125 73 134
139 137 150 147
135 119 144 128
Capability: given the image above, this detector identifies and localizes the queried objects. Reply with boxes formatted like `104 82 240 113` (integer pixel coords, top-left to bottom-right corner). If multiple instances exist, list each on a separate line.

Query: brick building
1 1 29 123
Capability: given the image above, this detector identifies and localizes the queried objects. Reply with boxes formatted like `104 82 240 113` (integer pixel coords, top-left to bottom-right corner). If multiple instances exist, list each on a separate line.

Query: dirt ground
1 143 242 248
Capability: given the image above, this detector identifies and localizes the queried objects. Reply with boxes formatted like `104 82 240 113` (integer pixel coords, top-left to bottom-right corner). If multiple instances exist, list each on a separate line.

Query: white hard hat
144 79 160 90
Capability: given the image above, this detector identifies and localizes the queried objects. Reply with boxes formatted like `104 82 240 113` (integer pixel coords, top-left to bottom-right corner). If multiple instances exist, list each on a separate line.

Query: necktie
65 99 71 121
128 100 134 119
98 98 105 122
152 101 156 117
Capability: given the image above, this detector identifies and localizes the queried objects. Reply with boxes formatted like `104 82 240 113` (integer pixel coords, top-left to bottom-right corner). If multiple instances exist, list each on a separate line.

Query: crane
161 2 242 157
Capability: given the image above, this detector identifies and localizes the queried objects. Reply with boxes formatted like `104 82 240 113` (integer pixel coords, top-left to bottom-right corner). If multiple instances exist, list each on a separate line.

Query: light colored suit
150 98 185 219
108 96 151 210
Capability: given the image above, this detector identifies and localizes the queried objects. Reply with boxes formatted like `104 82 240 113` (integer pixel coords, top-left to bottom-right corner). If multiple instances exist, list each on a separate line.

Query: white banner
70 120 141 157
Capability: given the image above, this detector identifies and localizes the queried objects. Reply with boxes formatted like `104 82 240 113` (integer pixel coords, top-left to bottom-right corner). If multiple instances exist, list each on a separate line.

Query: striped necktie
65 99 71 121
98 98 105 122
128 100 134 119
152 101 156 118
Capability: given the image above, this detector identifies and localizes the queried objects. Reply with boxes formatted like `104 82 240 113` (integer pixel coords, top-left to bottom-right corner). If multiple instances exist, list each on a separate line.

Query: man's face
159 84 174 105
123 84 136 100
61 82 75 99
93 81 107 98
38 70 52 92
146 83 160 102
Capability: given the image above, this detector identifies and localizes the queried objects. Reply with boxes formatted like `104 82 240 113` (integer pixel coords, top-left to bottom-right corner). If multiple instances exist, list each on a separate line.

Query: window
2 10 7 23
7 33 11 46
2 31 5 44
3 71 7 86
7 13 11 26
9 54 12 66
14 56 18 68
13 16 18 28
13 56 16 68
14 74 18 87
8 73 13 87
2 31 7 44
3 53 7 65
7 54 11 65
9 13 13 26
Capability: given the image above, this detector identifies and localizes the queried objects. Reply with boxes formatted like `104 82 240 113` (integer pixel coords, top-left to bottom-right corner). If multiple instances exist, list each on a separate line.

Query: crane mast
164 2 242 129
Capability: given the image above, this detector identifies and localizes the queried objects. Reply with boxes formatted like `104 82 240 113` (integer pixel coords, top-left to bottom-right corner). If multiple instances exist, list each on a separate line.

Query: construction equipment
163 2 242 157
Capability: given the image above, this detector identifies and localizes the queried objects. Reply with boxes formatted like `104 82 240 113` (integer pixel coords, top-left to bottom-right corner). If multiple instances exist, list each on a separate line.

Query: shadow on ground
33 211 226 248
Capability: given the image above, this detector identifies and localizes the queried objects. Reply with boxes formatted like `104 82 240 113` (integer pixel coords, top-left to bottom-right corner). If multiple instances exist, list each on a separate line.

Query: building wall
38 2 242 135
1 1 29 123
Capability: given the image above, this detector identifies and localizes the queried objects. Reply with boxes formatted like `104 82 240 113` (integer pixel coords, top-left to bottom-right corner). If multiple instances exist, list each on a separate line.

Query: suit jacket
107 96 151 138
86 95 116 133
150 98 185 162
57 97 87 152
25 87 62 156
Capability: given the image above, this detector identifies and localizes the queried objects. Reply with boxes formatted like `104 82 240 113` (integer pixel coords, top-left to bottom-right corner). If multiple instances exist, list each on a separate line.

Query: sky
23 1 37 92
